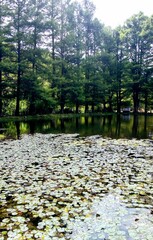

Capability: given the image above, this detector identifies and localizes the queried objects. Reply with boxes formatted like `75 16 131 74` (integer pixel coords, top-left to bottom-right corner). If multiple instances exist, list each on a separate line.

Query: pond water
0 114 153 139
0 134 153 239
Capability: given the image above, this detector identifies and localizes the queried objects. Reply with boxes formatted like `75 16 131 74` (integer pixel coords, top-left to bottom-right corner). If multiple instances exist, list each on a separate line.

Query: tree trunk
91 103 94 113
133 90 139 114
144 73 149 115
0 47 2 116
115 32 122 115
15 62 21 116
108 95 113 112
85 103 88 113
29 20 37 115
132 114 138 137
51 2 56 95
116 114 121 137
103 101 106 112
76 102 79 114
144 91 148 115
117 92 121 114
0 5 3 116
60 101 65 114
15 5 21 116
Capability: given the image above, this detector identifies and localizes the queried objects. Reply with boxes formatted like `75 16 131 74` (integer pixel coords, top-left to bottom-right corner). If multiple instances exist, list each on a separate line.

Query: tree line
1 0 153 116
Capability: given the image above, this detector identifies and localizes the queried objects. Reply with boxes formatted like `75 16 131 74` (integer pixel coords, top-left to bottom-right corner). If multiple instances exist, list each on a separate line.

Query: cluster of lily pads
0 133 153 240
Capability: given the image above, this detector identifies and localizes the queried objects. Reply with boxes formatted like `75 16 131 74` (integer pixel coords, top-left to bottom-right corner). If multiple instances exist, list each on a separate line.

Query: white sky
93 0 153 28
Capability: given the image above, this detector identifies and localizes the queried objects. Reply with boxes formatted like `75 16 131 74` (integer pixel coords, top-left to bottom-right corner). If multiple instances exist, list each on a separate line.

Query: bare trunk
0 45 2 116
29 22 37 115
76 101 79 114
15 5 21 116
133 90 139 114
85 103 88 113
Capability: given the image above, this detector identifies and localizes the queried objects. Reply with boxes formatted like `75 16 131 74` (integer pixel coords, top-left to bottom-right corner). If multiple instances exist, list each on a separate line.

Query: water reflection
115 115 121 138
121 114 131 121
15 121 20 139
0 114 153 139
132 115 138 138
69 194 153 240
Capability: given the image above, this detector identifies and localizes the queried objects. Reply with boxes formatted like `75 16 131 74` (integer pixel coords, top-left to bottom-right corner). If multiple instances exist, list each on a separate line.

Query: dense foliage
1 0 153 116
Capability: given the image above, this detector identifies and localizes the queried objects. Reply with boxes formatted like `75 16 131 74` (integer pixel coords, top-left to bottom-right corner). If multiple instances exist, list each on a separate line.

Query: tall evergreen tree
81 0 95 112
0 0 17 115
46 0 61 94
24 0 47 114
55 0 73 113
123 12 150 113
1 0 153 116
0 0 7 116
64 1 85 113
2 0 29 116
141 15 153 113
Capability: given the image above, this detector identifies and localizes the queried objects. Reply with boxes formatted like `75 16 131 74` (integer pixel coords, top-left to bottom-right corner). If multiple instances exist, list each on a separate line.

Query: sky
91 0 153 28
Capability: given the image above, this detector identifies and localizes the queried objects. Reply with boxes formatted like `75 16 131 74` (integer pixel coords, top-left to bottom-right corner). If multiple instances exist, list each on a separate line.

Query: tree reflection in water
0 114 153 139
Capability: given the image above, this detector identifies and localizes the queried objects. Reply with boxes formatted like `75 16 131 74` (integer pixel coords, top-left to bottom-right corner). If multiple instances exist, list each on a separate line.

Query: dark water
0 114 153 140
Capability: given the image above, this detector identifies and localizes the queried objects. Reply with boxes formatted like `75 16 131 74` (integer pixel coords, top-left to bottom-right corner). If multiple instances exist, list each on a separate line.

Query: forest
1 0 153 116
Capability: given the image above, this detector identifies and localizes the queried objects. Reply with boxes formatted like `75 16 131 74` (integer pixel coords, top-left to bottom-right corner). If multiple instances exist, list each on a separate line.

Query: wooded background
1 0 153 116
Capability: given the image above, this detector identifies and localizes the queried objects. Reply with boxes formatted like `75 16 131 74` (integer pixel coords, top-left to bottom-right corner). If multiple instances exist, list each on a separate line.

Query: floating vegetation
0 134 153 239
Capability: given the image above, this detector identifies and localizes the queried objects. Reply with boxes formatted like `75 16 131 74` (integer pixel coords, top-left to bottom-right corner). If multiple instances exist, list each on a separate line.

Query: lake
0 114 153 140
1 116 153 239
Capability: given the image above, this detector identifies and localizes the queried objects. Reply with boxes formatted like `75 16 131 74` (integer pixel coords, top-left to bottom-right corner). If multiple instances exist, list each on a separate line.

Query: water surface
0 114 153 139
